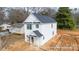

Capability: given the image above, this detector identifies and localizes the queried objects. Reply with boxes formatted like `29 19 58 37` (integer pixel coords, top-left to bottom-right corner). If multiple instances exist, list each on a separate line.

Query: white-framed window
27 24 32 30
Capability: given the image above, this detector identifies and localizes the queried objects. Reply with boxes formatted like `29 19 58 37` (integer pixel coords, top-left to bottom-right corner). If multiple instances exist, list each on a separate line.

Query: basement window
51 24 53 28
36 24 39 28
52 32 54 35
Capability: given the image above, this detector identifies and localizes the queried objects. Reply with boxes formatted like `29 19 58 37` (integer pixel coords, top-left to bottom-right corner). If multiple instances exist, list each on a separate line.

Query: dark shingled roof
33 30 43 37
33 13 56 23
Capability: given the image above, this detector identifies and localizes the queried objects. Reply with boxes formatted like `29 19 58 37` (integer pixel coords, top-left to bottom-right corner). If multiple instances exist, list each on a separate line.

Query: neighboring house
0 20 11 31
0 23 11 31
24 13 57 47
9 23 24 34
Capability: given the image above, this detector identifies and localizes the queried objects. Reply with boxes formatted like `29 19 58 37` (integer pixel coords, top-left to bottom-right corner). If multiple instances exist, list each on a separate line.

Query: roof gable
24 14 40 23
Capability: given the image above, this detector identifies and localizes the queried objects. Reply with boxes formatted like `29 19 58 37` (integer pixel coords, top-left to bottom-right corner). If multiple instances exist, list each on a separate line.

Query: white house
24 13 57 47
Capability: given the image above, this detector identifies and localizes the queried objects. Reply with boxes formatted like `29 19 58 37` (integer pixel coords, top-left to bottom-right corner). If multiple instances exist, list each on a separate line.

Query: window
52 32 54 35
7 26 10 28
51 24 53 28
36 24 39 28
27 24 32 30
43 36 45 40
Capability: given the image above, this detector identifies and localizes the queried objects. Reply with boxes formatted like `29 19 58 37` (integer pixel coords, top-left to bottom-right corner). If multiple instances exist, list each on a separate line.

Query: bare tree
8 8 28 24
38 7 57 18
0 7 5 22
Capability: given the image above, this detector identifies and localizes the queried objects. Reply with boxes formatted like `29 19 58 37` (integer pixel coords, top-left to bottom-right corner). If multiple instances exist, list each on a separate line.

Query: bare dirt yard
1 29 79 51
41 29 79 51
1 34 42 51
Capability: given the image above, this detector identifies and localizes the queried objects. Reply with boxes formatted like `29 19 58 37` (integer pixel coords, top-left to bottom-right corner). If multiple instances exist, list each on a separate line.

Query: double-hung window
27 24 32 30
